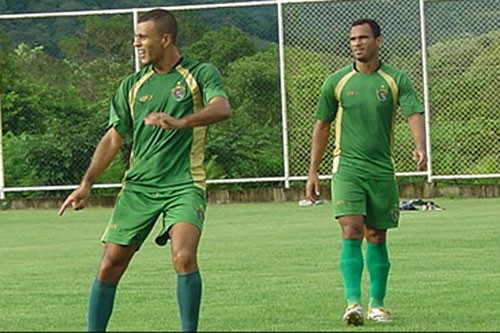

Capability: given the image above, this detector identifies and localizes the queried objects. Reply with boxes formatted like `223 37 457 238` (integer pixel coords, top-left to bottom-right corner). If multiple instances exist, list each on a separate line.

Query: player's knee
340 224 364 239
338 215 365 239
97 258 128 283
172 250 197 273
97 248 135 282
365 228 386 243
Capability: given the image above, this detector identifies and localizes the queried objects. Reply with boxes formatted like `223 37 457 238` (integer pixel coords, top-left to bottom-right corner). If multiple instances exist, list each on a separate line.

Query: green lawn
1 197 499 331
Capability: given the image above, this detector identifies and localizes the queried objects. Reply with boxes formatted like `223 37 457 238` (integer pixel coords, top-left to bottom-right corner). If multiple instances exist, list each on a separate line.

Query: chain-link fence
0 0 499 198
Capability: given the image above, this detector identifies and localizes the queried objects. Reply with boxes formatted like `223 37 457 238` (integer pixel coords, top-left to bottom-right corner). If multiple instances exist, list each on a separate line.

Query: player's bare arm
58 127 123 216
306 120 331 202
144 96 231 130
407 113 427 171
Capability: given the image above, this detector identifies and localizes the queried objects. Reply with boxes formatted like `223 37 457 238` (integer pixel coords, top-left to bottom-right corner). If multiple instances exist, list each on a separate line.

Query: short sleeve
108 79 133 137
315 75 338 123
196 64 228 105
398 72 423 117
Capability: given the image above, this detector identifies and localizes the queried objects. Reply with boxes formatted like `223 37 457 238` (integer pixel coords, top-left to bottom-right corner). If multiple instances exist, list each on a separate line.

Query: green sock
340 239 363 305
87 278 117 332
366 241 391 308
177 270 202 332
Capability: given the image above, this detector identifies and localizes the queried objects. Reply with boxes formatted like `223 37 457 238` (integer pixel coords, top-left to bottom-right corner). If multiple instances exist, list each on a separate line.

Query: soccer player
305 18 427 326
58 9 231 332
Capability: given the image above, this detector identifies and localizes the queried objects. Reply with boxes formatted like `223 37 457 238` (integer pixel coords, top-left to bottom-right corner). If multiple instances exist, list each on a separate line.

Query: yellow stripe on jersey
378 70 399 150
176 65 207 190
333 70 357 162
126 70 155 172
128 70 155 117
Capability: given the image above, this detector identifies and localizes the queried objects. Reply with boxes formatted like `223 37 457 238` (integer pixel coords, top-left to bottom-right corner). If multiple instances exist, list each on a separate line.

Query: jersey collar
352 61 382 73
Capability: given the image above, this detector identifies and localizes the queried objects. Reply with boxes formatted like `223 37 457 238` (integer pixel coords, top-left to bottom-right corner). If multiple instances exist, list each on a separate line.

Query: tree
206 46 283 180
183 26 258 75
0 43 124 187
59 14 133 63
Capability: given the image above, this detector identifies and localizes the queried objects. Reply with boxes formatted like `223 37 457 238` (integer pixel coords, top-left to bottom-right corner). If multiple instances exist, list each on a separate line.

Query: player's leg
364 178 399 322
364 227 390 309
88 188 162 332
332 175 366 325
170 222 202 332
88 243 137 332
338 215 365 326
338 215 365 306
158 185 206 332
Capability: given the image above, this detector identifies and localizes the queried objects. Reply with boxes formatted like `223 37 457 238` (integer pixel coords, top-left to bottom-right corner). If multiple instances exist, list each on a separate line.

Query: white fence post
419 0 433 183
0 95 5 200
277 0 291 189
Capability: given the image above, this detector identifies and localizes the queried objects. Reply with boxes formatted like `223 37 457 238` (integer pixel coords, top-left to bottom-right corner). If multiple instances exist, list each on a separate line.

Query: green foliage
430 118 500 176
59 15 133 63
422 31 500 177
2 132 38 187
2 44 61 135
284 46 346 176
0 42 128 188
206 46 283 179
1 3 500 194
174 11 208 48
183 26 258 75
205 155 227 180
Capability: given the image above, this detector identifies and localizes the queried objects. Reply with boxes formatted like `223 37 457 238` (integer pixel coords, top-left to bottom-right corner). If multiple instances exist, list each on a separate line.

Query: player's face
349 24 382 63
134 20 168 66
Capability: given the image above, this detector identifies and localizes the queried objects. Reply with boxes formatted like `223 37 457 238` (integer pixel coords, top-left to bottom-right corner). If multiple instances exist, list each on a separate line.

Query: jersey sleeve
398 72 423 117
108 78 133 138
197 63 228 105
315 75 338 123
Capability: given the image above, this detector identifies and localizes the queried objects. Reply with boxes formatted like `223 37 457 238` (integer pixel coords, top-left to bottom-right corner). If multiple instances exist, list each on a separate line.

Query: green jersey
108 57 227 191
316 63 423 179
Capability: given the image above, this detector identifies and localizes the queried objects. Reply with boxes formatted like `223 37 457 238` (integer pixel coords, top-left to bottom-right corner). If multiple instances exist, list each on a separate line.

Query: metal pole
133 10 140 73
0 93 5 200
277 0 291 189
419 0 433 183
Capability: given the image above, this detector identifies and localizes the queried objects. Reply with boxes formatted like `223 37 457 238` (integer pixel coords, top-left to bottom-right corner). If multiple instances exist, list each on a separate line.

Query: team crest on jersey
171 81 186 102
376 86 388 101
391 207 400 222
195 206 205 222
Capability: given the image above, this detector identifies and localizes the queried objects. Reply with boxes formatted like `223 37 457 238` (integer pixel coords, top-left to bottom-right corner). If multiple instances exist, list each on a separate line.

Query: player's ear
376 35 384 48
162 33 174 47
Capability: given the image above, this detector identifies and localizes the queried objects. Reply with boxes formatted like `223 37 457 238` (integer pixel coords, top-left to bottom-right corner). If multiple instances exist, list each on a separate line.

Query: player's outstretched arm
58 127 123 216
306 120 331 202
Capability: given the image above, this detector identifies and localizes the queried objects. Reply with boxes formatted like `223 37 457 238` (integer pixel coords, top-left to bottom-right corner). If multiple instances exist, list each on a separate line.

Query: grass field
1 197 499 332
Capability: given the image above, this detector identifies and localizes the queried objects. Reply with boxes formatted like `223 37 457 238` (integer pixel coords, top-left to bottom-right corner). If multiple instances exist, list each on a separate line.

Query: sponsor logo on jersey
346 91 359 96
171 81 186 102
139 94 153 102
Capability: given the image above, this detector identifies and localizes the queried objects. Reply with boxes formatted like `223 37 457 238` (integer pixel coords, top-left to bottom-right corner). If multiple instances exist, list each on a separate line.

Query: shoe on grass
367 307 392 322
342 303 364 326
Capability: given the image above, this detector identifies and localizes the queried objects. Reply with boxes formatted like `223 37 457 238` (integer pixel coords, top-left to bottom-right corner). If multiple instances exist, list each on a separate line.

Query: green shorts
331 174 400 229
101 184 206 248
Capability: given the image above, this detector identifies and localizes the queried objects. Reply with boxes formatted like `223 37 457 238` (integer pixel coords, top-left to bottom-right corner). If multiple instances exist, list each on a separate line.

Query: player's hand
58 186 91 216
305 172 321 203
144 112 185 130
413 147 427 171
